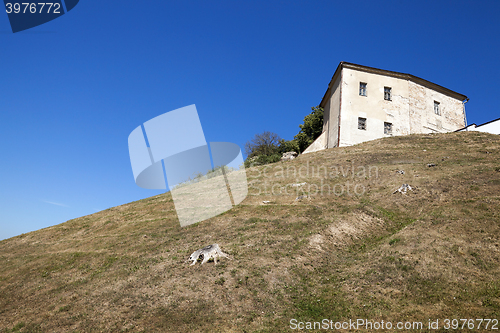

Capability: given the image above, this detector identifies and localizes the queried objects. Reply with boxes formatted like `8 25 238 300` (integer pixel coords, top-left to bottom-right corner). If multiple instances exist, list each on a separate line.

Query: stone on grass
393 184 414 194
281 152 298 162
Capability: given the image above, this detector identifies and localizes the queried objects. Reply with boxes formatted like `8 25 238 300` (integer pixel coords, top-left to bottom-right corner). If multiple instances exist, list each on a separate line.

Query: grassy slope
0 132 499 332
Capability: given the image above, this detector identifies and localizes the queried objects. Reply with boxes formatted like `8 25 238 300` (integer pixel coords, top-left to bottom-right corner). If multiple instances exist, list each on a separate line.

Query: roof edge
319 62 343 108
320 62 468 107
476 117 500 128
455 123 477 132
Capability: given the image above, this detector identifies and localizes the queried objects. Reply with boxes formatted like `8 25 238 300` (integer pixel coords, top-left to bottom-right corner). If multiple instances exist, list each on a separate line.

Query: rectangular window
384 122 393 135
384 87 392 101
434 101 440 115
359 82 367 96
358 117 366 130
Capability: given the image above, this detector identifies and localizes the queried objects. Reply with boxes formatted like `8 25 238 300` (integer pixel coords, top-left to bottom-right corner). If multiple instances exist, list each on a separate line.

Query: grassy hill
1 131 499 332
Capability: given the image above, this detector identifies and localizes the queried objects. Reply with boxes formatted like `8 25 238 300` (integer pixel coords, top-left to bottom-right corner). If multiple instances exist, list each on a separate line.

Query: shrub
244 131 281 158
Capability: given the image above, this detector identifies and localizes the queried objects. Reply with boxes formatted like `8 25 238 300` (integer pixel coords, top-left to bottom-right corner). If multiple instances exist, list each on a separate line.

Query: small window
384 122 393 135
384 87 392 101
434 101 440 115
359 82 367 96
358 117 366 130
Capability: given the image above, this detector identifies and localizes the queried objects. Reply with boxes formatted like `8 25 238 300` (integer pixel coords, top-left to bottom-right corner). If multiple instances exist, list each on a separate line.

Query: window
358 117 366 130
384 87 392 101
384 122 393 135
359 82 367 96
434 101 440 115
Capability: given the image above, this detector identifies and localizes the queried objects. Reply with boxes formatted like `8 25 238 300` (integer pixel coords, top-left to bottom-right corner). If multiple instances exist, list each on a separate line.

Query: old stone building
304 62 468 153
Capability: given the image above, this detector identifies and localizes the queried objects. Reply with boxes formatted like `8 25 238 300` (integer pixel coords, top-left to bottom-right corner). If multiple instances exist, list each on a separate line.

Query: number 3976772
5 3 61 14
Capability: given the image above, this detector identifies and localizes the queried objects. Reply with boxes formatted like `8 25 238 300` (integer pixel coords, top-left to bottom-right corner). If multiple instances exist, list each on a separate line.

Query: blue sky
1 0 499 240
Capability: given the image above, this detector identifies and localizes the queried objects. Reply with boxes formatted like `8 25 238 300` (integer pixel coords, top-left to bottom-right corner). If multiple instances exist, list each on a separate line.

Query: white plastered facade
305 62 467 153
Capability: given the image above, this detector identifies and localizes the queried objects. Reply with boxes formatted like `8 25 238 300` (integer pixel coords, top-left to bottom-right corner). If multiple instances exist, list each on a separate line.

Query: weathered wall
313 64 467 151
408 81 465 133
339 68 410 147
324 74 341 148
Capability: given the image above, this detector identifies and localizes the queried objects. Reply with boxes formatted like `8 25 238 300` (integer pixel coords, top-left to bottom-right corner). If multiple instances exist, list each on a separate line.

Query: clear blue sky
1 1 499 240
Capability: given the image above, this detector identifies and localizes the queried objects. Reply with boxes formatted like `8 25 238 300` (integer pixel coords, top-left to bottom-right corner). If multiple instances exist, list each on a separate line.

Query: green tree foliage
278 139 299 155
245 153 282 167
293 106 324 153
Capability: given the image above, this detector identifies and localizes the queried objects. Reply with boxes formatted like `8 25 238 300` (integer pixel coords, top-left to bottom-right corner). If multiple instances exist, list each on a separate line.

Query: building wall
318 65 466 150
322 89 331 133
334 68 465 147
408 81 465 134
338 67 410 147
477 121 500 134
457 119 500 135
324 74 341 148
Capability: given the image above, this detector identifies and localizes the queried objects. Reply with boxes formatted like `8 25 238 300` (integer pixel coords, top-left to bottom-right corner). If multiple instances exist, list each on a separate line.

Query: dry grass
0 131 499 332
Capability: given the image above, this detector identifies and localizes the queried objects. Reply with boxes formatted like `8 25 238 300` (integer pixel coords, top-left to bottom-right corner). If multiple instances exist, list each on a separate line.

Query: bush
278 139 300 155
244 131 281 158
244 153 281 168
243 105 324 167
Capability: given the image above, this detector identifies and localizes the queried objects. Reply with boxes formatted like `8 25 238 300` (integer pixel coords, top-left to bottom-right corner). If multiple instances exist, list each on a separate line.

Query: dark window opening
384 122 393 135
434 101 440 115
358 117 367 130
359 82 367 96
384 87 392 101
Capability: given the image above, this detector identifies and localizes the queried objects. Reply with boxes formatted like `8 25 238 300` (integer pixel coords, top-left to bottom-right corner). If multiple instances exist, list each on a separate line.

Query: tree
243 106 324 168
278 138 299 155
244 131 282 158
294 106 324 153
